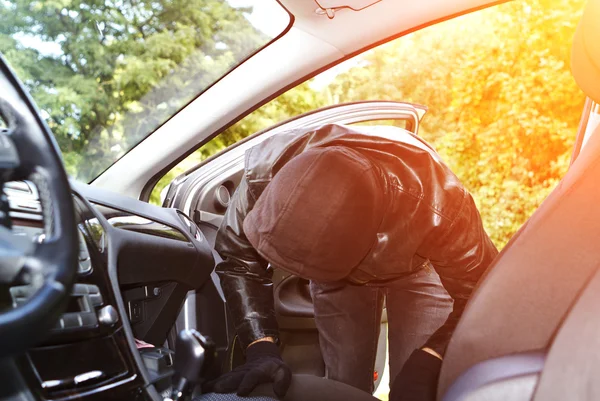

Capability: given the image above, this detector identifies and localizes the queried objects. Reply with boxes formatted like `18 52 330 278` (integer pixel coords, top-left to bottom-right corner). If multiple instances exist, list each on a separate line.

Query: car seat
438 0 600 399
195 374 379 401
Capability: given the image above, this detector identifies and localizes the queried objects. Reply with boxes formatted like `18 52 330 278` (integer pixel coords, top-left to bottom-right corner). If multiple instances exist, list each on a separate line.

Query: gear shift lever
168 329 215 401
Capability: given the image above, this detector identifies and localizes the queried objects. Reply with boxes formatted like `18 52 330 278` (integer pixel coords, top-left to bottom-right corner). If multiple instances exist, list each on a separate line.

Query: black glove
390 349 442 401
203 341 292 398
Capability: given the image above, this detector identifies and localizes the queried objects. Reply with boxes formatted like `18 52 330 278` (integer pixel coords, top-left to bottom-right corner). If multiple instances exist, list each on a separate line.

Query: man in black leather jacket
204 124 498 400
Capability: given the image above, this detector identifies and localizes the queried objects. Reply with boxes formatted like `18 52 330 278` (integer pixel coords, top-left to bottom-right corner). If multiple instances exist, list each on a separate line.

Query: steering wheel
0 56 78 358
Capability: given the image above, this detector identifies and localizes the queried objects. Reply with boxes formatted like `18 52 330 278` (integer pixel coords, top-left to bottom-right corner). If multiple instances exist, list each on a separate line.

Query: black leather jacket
215 124 498 356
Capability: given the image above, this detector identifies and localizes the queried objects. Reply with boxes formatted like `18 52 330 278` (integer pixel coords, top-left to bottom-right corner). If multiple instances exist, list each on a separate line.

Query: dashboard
6 180 216 401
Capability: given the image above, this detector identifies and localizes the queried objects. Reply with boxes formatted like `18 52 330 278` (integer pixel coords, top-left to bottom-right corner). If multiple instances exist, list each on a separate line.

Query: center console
6 180 216 401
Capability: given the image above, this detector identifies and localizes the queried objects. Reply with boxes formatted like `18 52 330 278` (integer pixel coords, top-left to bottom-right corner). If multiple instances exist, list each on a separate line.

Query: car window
152 0 585 250
0 0 290 182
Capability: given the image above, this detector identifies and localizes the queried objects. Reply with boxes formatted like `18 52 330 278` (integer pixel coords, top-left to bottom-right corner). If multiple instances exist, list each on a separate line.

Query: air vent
5 180 34 194
4 181 43 221
77 230 92 274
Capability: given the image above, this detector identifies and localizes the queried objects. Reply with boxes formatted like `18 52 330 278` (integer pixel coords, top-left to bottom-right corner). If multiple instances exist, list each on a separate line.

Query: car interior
1 1 600 401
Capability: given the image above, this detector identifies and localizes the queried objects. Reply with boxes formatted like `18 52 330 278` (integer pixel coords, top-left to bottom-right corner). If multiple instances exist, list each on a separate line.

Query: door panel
275 275 314 318
166 100 426 388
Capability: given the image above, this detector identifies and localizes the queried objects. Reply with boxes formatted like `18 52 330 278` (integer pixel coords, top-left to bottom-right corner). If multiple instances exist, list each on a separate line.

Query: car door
165 100 427 392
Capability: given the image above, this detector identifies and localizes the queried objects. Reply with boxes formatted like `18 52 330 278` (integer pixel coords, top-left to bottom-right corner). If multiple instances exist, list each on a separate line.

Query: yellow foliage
322 0 586 247
154 0 587 251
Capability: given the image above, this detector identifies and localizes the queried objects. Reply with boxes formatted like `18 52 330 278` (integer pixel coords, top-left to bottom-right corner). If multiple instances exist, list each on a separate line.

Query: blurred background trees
157 0 586 248
318 0 587 247
2 0 587 248
0 0 267 179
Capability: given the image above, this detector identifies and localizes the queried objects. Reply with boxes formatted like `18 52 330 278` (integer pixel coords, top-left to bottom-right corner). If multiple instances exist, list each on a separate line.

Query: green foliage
1 0 267 180
155 0 586 249
335 0 586 248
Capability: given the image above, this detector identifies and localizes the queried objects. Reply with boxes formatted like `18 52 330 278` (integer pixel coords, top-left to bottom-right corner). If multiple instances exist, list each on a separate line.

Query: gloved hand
203 341 292 398
390 349 442 401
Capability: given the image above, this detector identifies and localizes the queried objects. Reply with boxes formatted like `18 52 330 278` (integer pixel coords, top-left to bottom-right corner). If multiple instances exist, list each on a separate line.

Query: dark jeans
310 265 453 394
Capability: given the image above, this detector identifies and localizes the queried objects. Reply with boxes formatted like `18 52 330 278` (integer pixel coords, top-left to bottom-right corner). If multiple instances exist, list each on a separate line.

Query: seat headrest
572 0 600 103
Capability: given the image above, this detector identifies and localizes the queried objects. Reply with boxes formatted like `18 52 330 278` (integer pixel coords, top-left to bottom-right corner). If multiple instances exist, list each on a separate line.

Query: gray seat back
533 268 600 400
440 121 600 398
438 0 600 398
443 352 544 401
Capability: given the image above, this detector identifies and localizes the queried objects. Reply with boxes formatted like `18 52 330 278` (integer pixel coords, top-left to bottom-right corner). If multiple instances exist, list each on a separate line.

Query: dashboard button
74 370 104 386
86 284 100 294
62 313 83 329
52 318 65 331
42 378 73 390
89 293 103 307
72 284 89 296
98 305 119 326
128 301 143 324
78 258 92 274
80 312 98 328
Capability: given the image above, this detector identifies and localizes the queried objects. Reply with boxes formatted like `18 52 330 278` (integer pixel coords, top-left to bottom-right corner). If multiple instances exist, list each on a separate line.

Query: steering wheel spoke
30 239 70 283
0 224 33 285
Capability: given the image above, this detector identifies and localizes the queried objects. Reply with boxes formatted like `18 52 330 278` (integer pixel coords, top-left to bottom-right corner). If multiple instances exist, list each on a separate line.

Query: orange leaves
322 0 586 248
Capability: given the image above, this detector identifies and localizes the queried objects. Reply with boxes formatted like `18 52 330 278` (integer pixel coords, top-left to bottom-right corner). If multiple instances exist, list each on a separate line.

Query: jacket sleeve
214 175 280 348
418 190 499 356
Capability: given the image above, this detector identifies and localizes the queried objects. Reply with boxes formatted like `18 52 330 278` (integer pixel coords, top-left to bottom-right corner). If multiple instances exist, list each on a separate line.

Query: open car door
164 100 427 392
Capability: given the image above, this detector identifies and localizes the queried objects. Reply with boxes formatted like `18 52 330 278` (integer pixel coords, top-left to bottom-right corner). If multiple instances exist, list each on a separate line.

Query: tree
0 0 267 180
322 0 586 247
153 0 587 248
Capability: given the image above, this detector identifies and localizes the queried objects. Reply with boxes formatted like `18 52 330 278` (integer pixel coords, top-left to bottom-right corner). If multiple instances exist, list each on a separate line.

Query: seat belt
533 264 600 401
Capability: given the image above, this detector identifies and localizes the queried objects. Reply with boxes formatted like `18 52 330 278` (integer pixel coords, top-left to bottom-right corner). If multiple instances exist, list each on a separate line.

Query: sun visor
571 0 600 103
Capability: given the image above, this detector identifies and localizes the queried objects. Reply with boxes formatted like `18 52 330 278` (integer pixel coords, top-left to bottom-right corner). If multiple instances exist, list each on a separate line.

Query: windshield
0 0 290 182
